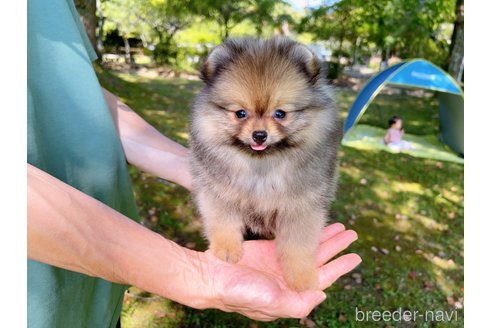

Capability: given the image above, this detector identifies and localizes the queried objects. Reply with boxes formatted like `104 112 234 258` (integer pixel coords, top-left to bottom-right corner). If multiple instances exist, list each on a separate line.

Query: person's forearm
102 88 191 189
122 138 191 189
27 164 213 309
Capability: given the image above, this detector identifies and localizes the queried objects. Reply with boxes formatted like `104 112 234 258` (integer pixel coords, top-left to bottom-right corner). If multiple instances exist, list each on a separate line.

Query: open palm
204 223 361 321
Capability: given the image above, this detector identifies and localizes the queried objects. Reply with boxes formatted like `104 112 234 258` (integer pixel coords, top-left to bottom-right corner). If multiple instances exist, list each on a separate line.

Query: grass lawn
96 66 464 328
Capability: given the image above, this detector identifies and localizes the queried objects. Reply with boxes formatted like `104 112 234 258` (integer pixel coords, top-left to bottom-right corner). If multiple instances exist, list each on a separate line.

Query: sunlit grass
96 66 464 328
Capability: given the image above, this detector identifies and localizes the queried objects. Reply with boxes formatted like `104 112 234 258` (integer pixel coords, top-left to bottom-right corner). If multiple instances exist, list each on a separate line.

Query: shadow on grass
96 68 463 328
96 64 202 147
323 147 464 328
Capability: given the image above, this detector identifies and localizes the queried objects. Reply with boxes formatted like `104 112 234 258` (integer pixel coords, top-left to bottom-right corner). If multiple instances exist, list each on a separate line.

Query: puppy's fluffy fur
190 37 342 291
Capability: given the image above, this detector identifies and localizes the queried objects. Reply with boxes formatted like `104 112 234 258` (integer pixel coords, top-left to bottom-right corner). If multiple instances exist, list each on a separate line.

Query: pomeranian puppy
190 37 342 291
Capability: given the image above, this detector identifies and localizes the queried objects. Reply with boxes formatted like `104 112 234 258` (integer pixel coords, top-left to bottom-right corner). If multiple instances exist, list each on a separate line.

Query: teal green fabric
28 0 140 327
342 124 464 164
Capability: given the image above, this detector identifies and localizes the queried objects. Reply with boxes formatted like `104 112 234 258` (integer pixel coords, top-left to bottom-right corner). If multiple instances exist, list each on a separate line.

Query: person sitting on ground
383 115 413 151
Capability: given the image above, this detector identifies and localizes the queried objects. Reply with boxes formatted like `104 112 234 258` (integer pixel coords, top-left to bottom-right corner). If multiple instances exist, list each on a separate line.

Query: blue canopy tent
343 59 464 157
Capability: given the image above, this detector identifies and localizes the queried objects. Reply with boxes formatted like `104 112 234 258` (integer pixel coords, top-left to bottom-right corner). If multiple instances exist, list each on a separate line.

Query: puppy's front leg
198 192 244 263
276 209 325 291
207 214 244 263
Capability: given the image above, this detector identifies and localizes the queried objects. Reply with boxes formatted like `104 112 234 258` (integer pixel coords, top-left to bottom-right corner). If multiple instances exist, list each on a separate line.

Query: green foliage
247 0 278 36
175 19 222 45
298 0 456 66
103 0 149 40
103 0 196 66
298 0 370 61
173 18 266 71
244 0 295 37
152 41 178 65
194 0 251 40
101 0 458 70
374 0 455 65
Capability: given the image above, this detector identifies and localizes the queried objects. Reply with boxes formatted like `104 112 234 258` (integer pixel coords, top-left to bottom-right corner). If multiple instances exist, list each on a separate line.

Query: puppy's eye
235 109 247 119
274 110 286 120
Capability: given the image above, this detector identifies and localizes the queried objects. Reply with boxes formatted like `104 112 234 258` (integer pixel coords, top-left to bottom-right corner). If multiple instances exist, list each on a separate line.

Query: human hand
203 223 360 321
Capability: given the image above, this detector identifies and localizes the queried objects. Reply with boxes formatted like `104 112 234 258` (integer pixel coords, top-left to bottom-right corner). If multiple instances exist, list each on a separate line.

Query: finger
319 223 346 243
276 289 327 319
316 230 358 266
221 303 279 322
318 253 362 290
242 312 277 322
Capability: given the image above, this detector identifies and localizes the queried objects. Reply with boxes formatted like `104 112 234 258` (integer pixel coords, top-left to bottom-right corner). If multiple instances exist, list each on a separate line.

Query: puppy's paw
282 257 319 291
285 266 319 291
210 239 243 263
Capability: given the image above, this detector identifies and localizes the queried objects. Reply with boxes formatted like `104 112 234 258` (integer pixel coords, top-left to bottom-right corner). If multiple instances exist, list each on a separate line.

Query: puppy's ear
200 44 231 84
291 44 322 85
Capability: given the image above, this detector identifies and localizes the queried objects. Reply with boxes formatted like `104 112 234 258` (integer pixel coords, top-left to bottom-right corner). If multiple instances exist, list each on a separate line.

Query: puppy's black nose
252 130 268 144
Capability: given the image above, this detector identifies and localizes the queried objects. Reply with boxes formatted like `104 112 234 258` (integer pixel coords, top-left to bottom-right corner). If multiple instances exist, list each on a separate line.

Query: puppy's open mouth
232 138 294 155
250 143 268 151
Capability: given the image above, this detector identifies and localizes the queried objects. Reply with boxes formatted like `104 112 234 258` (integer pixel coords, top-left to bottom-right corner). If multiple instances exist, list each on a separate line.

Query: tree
297 0 367 64
447 0 464 82
300 0 456 69
247 0 282 37
390 0 454 67
96 0 105 54
330 0 367 65
103 0 146 64
134 0 193 45
103 0 195 65
134 0 195 64
197 0 251 40
364 0 394 69
74 0 99 55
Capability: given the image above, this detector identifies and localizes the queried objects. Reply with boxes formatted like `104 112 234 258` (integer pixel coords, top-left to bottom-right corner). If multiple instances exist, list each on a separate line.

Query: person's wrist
183 249 223 310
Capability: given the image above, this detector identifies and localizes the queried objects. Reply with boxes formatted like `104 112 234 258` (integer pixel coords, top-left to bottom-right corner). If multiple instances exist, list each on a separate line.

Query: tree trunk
447 0 464 82
457 57 464 82
280 20 290 36
74 0 98 56
256 23 262 37
222 16 230 41
337 31 346 63
224 25 230 40
351 36 360 67
379 47 388 71
96 0 104 54
123 37 132 65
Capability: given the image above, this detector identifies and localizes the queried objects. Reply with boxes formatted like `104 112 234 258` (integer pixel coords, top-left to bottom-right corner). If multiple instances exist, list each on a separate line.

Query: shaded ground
96 66 464 328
